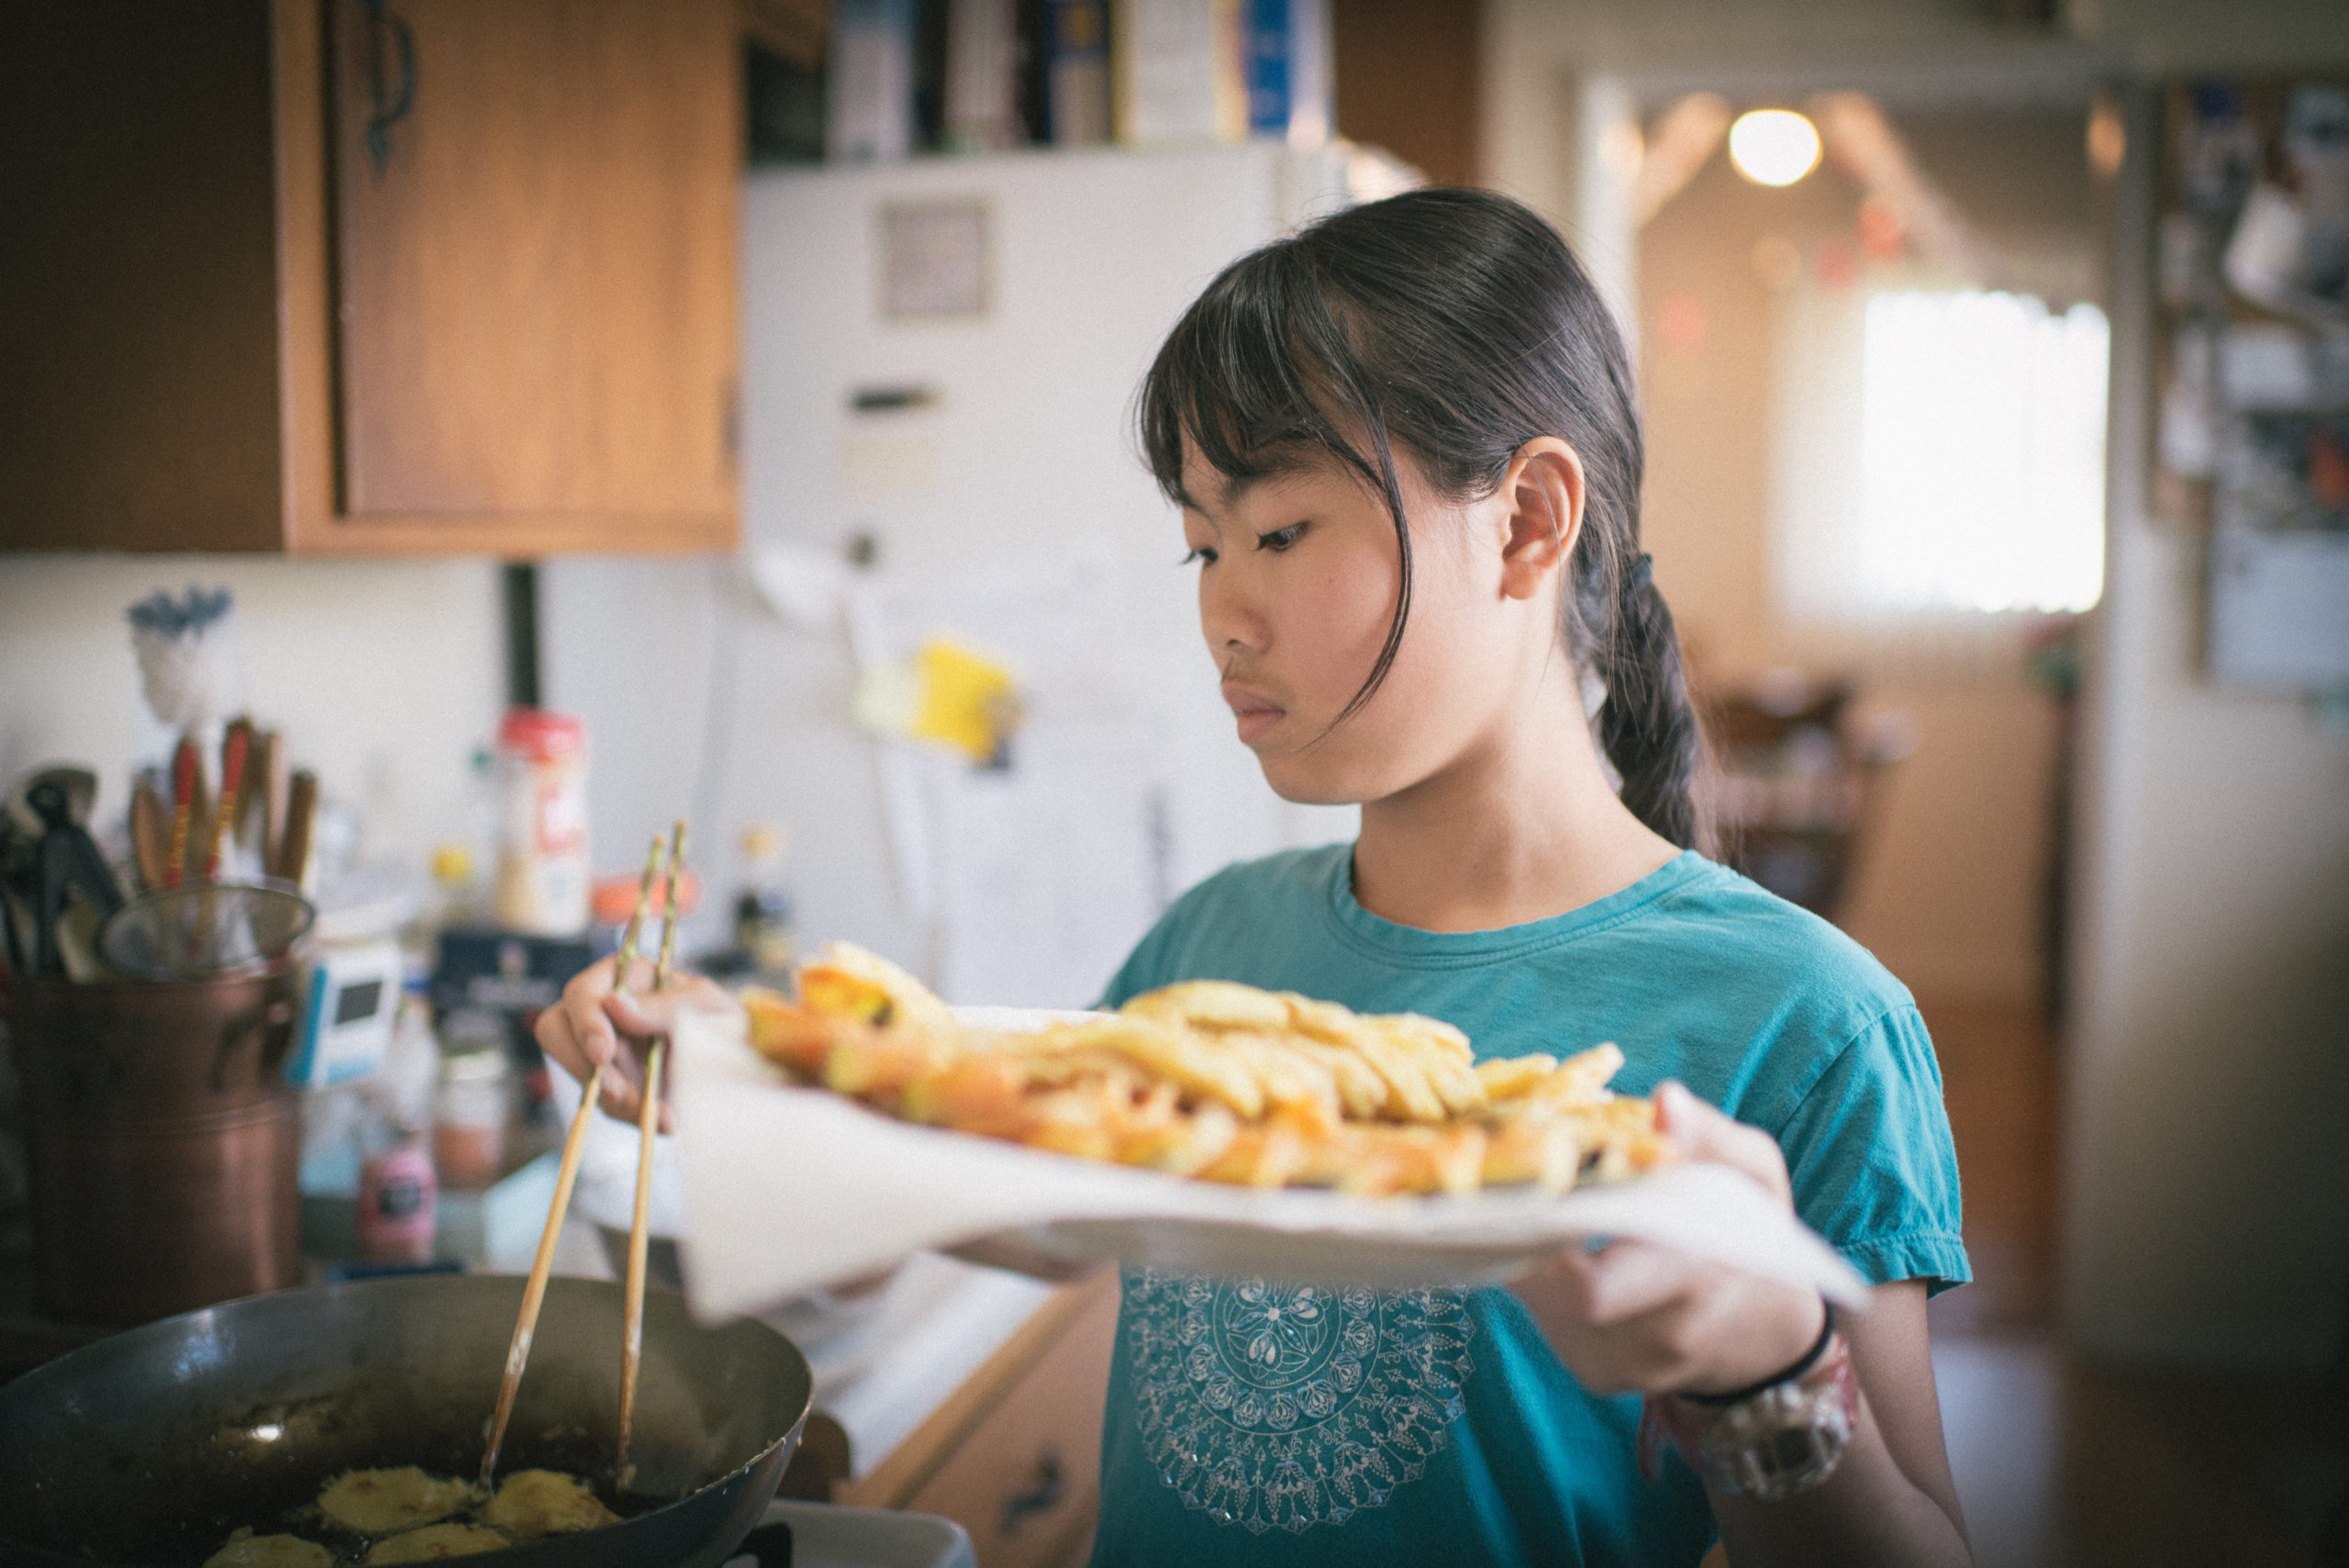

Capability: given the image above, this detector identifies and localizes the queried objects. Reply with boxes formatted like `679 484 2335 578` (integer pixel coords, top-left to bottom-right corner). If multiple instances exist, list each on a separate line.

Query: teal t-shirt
1085 845 1967 1568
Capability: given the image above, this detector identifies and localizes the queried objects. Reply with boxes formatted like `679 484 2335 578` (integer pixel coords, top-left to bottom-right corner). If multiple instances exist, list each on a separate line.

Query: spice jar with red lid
492 707 590 934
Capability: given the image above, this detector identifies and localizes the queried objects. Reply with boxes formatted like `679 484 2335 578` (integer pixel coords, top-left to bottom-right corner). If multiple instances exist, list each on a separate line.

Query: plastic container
492 707 590 934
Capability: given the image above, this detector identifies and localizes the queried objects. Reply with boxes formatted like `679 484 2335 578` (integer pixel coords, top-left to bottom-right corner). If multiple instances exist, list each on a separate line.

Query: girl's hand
1508 1082 1827 1397
534 955 734 1134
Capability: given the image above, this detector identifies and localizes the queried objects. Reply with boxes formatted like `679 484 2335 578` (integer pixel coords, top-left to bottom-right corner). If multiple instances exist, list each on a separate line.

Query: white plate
674 1006 1870 1320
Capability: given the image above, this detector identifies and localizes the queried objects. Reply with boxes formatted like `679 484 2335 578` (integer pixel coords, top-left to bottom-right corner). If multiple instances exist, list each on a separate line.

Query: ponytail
1598 552 1709 853
1137 187 1711 852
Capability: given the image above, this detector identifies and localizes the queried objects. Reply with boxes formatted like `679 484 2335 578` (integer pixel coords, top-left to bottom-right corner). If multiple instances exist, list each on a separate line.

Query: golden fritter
203 1529 332 1568
362 1524 510 1562
752 950 1679 1196
480 1469 622 1540
797 941 956 1034
317 1467 474 1535
1120 979 1293 1032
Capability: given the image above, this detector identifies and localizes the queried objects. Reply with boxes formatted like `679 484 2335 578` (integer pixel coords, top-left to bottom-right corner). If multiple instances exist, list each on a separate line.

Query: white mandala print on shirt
1123 1269 1477 1533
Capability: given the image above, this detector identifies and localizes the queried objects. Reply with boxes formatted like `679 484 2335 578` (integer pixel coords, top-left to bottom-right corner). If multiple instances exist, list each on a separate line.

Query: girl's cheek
1320 546 1407 652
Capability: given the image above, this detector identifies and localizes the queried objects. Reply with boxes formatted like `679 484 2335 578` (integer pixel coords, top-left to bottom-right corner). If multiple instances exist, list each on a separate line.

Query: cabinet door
899 1275 1120 1568
328 0 738 521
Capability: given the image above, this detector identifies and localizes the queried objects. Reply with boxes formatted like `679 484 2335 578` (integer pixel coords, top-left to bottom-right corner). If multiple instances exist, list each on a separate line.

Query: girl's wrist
1677 1289 1831 1400
1677 1297 1836 1405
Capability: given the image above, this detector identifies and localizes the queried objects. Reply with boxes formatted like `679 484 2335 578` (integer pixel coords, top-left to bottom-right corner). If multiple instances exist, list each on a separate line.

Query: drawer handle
362 0 417 177
998 1445 1064 1538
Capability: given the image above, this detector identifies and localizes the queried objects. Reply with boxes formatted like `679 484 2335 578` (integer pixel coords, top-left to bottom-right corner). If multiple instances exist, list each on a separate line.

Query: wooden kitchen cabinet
0 0 739 555
845 1271 1122 1568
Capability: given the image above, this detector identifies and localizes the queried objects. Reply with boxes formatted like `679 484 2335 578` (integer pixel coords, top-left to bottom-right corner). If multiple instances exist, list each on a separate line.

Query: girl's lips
1222 683 1284 745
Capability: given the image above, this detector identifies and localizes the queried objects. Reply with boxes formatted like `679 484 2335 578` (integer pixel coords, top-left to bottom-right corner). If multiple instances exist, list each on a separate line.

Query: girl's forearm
1705 1390 1972 1568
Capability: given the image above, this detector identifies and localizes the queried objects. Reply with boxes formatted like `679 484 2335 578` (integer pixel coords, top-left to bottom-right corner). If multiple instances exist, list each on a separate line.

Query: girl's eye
1256 524 1306 553
1182 546 1218 567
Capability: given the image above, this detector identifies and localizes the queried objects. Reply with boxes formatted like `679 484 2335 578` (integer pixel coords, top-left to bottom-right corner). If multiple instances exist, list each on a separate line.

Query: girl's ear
1497 438 1585 603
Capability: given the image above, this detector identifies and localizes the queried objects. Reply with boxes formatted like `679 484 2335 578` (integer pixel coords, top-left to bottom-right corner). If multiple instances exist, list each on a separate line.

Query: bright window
1773 286 2110 623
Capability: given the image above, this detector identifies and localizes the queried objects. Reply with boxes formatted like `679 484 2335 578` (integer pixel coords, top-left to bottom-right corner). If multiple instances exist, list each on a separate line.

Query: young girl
544 188 1972 1567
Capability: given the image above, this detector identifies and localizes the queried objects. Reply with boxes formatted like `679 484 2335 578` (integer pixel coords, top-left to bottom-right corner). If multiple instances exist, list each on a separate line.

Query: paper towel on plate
673 1005 1872 1322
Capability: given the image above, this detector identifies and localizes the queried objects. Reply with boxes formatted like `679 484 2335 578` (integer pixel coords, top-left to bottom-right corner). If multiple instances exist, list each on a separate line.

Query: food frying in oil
362 1523 510 1562
202 1529 334 1568
316 1468 474 1535
204 1462 627 1566
479 1469 622 1540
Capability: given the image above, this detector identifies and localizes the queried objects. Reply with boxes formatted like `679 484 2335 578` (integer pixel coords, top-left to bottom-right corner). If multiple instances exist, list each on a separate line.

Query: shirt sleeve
1775 1004 1971 1295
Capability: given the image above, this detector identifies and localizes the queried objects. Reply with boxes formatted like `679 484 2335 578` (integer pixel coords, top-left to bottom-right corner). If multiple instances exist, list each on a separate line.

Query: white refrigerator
543 142 1402 1008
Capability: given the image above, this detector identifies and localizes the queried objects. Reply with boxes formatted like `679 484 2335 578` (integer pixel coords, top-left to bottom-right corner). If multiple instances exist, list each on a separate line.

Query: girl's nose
1199 564 1271 656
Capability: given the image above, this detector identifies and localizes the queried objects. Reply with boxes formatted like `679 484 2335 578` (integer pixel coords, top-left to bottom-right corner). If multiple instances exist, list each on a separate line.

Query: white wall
2065 83 2349 1366
1482 0 2349 1364
0 555 505 877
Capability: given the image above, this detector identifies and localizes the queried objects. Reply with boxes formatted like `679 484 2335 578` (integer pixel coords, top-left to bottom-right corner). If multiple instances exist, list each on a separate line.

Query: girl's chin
1255 753 1377 810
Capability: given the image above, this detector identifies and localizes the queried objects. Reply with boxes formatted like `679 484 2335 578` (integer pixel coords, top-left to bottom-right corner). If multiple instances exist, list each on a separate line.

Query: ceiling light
1729 109 1822 187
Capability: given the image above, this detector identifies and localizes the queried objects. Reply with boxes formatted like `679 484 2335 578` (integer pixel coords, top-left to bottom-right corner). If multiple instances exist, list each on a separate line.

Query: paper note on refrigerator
841 548 1174 1006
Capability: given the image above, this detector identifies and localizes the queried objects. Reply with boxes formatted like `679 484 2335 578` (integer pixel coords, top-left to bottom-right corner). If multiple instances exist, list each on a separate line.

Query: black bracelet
1675 1300 1836 1408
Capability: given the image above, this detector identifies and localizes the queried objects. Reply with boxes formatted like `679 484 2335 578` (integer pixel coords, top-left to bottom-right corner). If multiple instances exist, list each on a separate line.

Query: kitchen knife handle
204 724 250 882
131 782 173 895
257 731 288 874
280 770 318 889
168 739 199 887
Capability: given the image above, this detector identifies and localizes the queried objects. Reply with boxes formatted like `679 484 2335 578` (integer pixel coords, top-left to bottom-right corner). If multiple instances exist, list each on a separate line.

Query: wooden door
326 0 738 523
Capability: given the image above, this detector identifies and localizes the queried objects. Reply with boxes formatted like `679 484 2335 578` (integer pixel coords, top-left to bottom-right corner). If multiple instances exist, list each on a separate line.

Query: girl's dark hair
1137 186 1709 851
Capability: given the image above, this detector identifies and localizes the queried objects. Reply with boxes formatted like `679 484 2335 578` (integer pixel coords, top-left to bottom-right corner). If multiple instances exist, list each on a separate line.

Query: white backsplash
0 554 506 878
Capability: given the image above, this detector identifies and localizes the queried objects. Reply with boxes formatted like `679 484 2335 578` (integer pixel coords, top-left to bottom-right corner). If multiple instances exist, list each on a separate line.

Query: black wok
0 1274 811 1567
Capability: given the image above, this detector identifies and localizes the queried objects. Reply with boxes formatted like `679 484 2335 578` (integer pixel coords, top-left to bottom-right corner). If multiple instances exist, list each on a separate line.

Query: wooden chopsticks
617 819 686 1485
479 827 682 1488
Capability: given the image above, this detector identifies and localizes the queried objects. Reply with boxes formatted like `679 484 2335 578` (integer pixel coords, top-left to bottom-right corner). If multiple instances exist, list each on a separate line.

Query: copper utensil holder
2 966 301 1326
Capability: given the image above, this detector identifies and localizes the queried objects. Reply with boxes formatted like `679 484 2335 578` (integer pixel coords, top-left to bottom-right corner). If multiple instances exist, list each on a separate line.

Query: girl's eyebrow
1176 490 1225 533
1217 466 1314 509
1178 473 1258 522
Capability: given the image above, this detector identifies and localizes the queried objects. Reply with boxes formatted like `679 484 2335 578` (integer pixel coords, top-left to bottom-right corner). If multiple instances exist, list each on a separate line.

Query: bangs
1135 236 1413 735
1137 247 1398 515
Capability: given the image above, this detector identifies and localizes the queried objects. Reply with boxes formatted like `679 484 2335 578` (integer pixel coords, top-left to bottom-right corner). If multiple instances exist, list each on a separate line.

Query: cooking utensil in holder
98 881 314 979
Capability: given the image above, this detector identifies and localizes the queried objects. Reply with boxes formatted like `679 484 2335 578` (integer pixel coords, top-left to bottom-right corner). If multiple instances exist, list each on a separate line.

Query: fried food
204 1529 333 1568
1474 1052 1558 1101
317 1467 474 1536
480 1468 623 1540
745 944 1679 1198
796 941 957 1035
1122 979 1294 1032
362 1524 511 1562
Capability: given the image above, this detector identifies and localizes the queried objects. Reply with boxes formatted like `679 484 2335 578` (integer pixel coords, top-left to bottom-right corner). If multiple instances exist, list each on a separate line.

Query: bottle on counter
702 821 796 984
357 1124 437 1262
492 708 591 934
433 1009 511 1191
